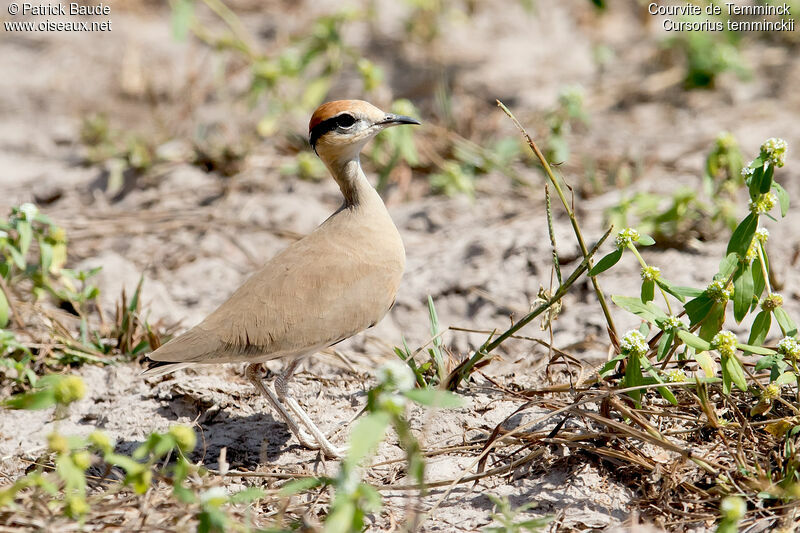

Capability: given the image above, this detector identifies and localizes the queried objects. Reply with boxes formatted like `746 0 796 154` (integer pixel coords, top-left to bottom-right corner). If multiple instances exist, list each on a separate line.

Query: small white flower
662 315 685 333
778 337 800 358
614 228 640 249
761 137 788 167
620 330 648 357
706 280 732 303
712 330 738 357
741 165 754 177
377 360 416 391
755 228 769 243
19 202 38 220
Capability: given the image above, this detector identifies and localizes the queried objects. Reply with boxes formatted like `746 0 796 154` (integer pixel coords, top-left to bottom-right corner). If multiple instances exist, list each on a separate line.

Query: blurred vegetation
0 204 166 391
606 132 745 248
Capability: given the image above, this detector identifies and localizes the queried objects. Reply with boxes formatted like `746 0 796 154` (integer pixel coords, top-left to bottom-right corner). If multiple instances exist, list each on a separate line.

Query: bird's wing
147 214 404 365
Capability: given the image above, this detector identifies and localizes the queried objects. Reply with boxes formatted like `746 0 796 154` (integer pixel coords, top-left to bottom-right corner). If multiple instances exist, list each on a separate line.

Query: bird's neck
328 157 380 209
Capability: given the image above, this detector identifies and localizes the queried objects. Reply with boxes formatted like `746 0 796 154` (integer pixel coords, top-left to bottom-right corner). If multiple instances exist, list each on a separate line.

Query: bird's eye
336 114 356 129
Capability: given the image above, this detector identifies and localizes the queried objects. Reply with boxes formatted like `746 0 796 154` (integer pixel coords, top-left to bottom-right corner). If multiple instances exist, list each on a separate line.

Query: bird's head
309 100 420 165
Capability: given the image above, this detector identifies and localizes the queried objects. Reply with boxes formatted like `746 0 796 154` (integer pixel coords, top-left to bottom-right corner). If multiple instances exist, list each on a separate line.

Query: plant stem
756 240 772 296
627 243 673 315
445 227 613 391
497 100 617 338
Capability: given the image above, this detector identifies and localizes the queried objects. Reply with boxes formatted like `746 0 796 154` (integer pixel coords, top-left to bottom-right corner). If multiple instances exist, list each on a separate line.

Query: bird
143 100 421 458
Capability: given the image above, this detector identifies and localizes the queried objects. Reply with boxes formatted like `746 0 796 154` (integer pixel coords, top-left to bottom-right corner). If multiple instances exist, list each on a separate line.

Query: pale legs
246 358 344 458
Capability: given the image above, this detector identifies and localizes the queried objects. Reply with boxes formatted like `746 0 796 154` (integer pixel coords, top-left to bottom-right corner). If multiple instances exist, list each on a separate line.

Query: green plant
606 132 746 247
0 205 165 386
715 496 746 533
1 373 264 531
592 137 792 400
544 85 588 165
395 295 449 387
661 13 749 88
282 361 462 532
483 494 551 533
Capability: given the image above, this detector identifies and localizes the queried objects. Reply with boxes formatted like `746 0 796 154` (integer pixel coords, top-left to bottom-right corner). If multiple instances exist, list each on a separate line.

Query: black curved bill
378 114 421 126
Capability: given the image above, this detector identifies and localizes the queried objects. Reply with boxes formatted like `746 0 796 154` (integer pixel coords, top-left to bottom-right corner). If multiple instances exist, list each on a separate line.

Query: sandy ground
2 1 800 531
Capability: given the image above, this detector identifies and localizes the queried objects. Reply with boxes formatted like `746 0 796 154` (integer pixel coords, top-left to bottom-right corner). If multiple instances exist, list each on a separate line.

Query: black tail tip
142 357 173 372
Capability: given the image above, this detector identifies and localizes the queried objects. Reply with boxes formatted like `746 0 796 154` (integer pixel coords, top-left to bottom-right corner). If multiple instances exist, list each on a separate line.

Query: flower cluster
640 265 661 281
620 330 648 357
662 315 685 333
18 202 38 220
706 280 732 303
377 359 416 392
761 293 783 311
761 137 787 168
755 228 769 243
741 165 754 178
711 330 738 358
664 369 687 383
749 192 778 214
614 227 640 249
777 336 800 358
762 383 781 401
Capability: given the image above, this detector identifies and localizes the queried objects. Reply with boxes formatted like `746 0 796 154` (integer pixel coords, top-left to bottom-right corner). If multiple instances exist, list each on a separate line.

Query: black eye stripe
309 114 357 149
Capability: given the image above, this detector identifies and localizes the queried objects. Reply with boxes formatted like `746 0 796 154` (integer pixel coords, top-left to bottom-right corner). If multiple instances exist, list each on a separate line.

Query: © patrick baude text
647 2 795 32
5 3 112 32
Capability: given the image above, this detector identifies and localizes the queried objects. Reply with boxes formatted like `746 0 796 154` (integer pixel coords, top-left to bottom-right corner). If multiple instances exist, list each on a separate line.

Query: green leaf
638 234 655 246
39 240 53 273
3 388 57 410
17 221 32 257
760 163 774 193
721 354 747 393
733 263 754 324
599 353 626 378
774 307 797 337
404 388 463 408
718 252 740 278
639 357 677 405
773 182 790 217
104 453 144 474
657 331 675 361
8 246 25 270
736 343 775 356
589 248 623 276
655 279 703 303
694 350 716 378
324 500 358 533
279 476 327 496
611 295 667 324
346 412 391 466
171 0 194 41
427 295 446 383
749 165 765 197
752 257 766 305
623 352 644 406
229 487 268 503
0 289 8 328
641 280 655 303
677 330 712 351
684 295 714 326
699 302 725 342
748 310 771 347
775 372 796 386
727 213 759 259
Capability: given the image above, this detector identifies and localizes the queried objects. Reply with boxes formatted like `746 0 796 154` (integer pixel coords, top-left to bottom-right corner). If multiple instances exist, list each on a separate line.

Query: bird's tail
140 358 192 377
